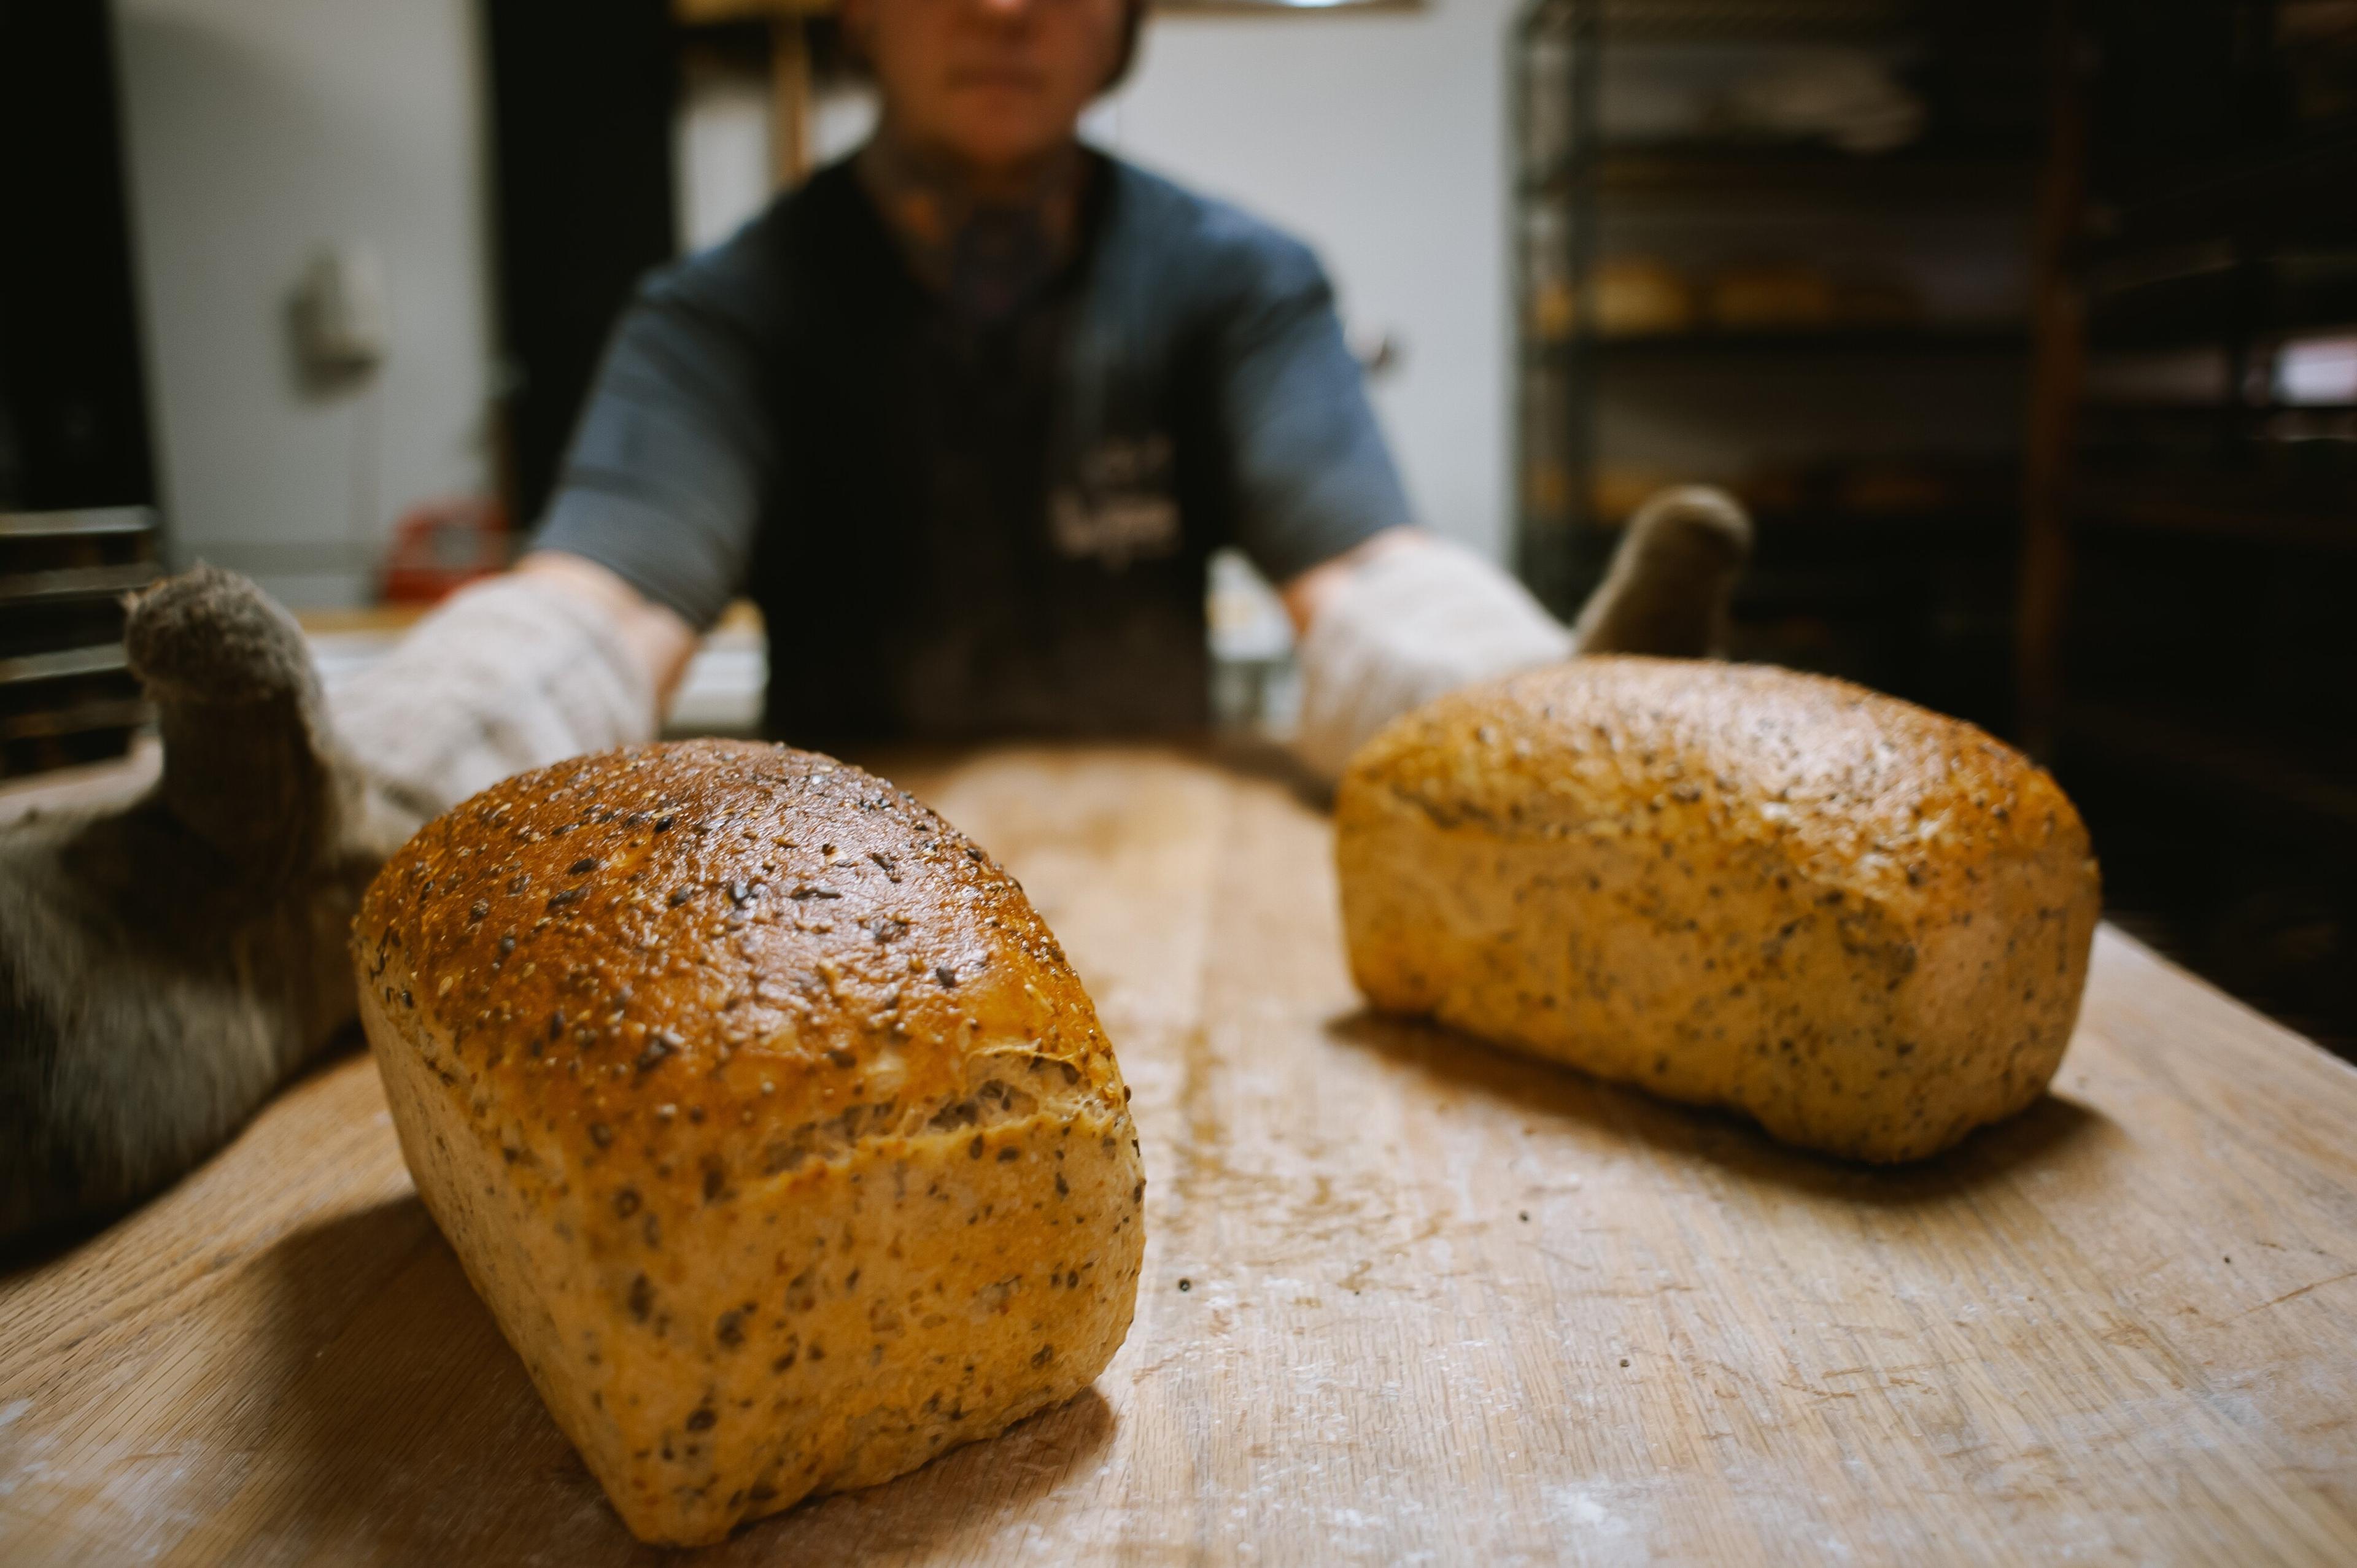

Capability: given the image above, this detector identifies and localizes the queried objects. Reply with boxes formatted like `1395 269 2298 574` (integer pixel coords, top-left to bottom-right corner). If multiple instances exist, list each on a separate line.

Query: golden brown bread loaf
352 740 1144 1545
1335 658 2100 1163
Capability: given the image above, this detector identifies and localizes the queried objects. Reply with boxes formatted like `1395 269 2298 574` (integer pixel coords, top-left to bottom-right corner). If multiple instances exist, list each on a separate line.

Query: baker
0 0 1749 1240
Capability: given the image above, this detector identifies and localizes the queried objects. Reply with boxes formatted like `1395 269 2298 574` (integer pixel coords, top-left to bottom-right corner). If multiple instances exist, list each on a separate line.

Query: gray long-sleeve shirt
533 150 1411 741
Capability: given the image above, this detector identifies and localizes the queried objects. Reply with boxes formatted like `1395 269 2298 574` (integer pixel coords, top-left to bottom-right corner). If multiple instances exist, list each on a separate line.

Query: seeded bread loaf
353 740 1144 1545
1335 658 2100 1163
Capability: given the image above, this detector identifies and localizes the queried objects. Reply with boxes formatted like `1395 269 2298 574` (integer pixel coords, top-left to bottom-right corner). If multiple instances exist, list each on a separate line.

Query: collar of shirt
854 130 1093 328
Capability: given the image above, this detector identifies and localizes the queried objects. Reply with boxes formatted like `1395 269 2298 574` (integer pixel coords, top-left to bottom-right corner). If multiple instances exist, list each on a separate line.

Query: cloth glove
1292 486 1752 785
1293 536 1573 786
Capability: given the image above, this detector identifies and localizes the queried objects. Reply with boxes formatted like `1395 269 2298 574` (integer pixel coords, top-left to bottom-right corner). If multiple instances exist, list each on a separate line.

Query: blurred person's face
845 0 1128 174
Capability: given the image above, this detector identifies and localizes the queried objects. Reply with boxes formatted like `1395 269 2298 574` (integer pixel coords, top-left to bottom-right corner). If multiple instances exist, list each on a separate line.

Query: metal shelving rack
1512 0 2046 732
2021 0 2357 1052
1 2 163 777
0 508 159 777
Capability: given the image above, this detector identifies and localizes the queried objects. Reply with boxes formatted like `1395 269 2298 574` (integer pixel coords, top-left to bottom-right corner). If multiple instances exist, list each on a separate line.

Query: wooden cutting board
4 745 2355 1564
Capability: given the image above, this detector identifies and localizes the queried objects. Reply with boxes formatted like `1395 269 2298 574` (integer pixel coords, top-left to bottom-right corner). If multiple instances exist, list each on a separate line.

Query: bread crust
352 740 1144 1544
1336 658 2101 1162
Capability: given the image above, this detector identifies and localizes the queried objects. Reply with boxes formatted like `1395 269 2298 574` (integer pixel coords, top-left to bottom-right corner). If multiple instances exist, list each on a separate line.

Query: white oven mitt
1294 537 1574 786
328 573 657 827
1294 486 1752 784
0 566 656 1242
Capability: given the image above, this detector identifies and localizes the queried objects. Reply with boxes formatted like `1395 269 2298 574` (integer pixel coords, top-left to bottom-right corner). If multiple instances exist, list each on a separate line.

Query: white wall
1097 0 1519 560
113 0 496 607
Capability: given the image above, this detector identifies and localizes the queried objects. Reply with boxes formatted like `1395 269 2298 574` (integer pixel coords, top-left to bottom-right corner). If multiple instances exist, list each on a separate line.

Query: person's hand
1290 534 1573 786
1286 487 1752 787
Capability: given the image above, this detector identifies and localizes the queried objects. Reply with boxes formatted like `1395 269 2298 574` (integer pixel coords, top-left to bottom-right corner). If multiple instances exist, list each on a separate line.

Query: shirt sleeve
1210 230 1416 585
529 254 778 632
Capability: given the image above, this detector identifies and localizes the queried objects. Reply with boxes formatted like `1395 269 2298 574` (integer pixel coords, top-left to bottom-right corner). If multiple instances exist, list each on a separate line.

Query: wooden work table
4 746 2355 1563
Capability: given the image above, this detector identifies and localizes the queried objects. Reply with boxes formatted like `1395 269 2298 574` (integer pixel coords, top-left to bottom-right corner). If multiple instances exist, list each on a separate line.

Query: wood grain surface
4 746 2355 1565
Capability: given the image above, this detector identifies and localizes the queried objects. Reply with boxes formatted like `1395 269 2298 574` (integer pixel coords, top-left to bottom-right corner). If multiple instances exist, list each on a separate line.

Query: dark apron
744 160 1222 746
